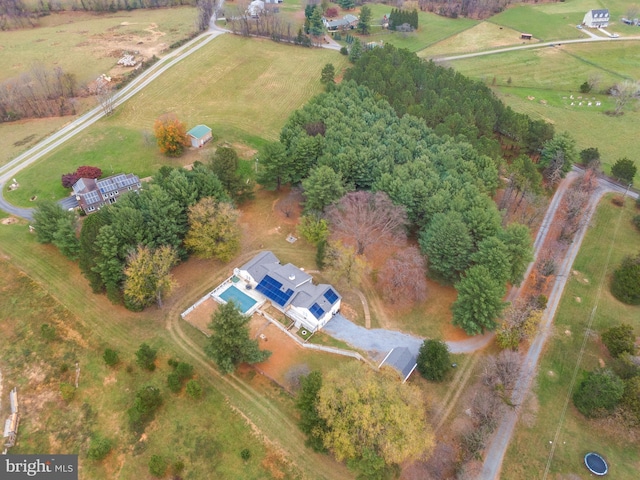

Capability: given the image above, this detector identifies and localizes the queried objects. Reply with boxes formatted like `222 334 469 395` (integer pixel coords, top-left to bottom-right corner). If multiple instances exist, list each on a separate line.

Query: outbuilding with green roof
187 124 212 148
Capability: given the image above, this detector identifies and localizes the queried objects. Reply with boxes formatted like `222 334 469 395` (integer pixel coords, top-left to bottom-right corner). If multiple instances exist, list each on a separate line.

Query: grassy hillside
450 42 640 173
502 196 640 479
4 34 348 206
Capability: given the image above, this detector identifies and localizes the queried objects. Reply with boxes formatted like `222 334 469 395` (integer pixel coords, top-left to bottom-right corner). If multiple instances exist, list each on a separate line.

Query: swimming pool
219 285 258 314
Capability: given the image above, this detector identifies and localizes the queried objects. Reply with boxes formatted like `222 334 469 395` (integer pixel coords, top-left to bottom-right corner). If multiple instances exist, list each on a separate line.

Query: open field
0 8 198 84
450 42 640 173
0 257 296 479
4 34 348 207
363 4 477 52
420 21 538 57
502 196 640 479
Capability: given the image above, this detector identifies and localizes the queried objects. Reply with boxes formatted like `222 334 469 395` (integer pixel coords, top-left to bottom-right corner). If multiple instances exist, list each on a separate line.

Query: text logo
2 455 78 479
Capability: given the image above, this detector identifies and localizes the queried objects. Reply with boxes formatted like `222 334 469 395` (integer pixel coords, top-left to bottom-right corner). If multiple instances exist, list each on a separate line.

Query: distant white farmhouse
234 251 341 332
583 9 610 28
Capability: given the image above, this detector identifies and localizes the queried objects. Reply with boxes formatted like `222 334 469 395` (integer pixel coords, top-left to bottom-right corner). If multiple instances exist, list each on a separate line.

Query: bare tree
96 80 116 116
284 364 311 393
483 350 522 393
377 246 427 307
588 72 603 92
196 0 214 31
326 191 408 256
611 80 640 115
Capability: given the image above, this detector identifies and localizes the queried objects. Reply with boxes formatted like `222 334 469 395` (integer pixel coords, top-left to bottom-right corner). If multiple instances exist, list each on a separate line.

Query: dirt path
354 289 371 328
434 353 480 432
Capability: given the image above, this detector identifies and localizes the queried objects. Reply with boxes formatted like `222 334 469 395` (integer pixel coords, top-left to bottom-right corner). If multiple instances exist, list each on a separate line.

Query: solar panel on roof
309 303 325 319
323 288 339 304
256 275 294 307
84 191 101 204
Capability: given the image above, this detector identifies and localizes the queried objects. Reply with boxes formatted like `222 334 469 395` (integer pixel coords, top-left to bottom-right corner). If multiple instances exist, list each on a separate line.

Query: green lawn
361 4 477 53
502 197 640 479
450 42 640 173
4 35 348 207
0 8 198 84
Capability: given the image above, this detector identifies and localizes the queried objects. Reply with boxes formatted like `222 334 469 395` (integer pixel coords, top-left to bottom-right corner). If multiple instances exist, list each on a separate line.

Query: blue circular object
584 452 608 476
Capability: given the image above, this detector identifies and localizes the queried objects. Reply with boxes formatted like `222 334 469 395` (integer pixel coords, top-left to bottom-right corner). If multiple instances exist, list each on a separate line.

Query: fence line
258 311 370 364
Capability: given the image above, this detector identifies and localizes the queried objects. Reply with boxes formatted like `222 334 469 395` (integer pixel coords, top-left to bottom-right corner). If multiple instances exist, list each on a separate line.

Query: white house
583 9 610 28
234 251 341 332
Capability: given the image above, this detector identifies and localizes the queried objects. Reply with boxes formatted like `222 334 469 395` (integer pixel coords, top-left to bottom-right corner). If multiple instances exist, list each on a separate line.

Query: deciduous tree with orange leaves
153 114 189 157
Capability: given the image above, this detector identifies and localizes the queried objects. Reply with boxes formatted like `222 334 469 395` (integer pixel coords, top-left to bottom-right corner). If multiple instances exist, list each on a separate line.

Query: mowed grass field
0 8 198 84
419 21 537 57
363 4 477 52
4 34 348 206
502 197 640 479
450 42 640 173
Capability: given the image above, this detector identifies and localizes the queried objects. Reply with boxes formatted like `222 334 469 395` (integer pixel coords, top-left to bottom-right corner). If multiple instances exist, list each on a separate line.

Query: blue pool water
219 285 258 313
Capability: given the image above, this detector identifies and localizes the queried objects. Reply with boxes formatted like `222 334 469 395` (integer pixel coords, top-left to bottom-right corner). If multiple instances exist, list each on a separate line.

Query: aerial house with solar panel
232 251 341 333
72 173 142 213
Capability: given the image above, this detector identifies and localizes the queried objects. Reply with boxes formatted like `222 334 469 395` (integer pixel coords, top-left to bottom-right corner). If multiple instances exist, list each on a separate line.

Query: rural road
0 16 228 220
480 173 638 480
432 35 640 62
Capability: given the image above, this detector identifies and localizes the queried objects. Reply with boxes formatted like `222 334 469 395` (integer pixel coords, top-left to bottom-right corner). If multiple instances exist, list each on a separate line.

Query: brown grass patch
183 297 218 335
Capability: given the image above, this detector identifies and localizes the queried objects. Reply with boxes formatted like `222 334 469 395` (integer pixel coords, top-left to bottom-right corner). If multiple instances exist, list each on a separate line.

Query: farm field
4 34 348 206
450 42 640 173
363 4 477 52
0 7 198 84
419 21 538 57
502 197 640 479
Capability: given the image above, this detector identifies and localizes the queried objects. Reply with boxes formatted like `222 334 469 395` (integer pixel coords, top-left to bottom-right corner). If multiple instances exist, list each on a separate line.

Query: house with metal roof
583 9 609 28
234 251 341 332
323 14 359 31
72 173 141 213
187 124 213 148
379 347 418 383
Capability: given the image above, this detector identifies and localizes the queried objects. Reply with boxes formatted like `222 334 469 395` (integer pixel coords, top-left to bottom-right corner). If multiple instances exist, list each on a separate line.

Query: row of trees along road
33 146 251 310
259 78 535 335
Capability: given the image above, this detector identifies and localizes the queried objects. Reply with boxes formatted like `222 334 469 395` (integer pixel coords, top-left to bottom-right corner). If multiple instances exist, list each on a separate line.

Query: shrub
148 454 168 478
135 343 157 371
633 215 640 231
167 372 182 393
610 253 640 305
612 195 625 207
601 324 636 358
173 460 185 474
186 380 203 399
622 377 640 424
416 339 451 381
87 435 112 461
168 358 179 368
240 448 251 460
103 348 119 367
61 173 79 188
75 166 102 179
175 362 194 380
340 46 348 55
40 323 56 341
128 385 162 432
536 294 548 310
573 369 624 417
579 81 591 93
60 382 75 402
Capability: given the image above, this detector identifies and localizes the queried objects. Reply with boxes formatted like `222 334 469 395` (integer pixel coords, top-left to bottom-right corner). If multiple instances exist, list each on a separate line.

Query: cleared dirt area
183 297 218 335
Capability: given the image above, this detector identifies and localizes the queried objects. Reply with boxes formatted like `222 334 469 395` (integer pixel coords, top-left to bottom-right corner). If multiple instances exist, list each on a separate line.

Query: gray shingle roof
379 347 417 382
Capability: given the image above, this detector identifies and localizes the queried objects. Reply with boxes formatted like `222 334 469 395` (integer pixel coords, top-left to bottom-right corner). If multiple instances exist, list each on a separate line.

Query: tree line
33 148 249 310
0 63 78 123
388 8 418 30
343 44 555 160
